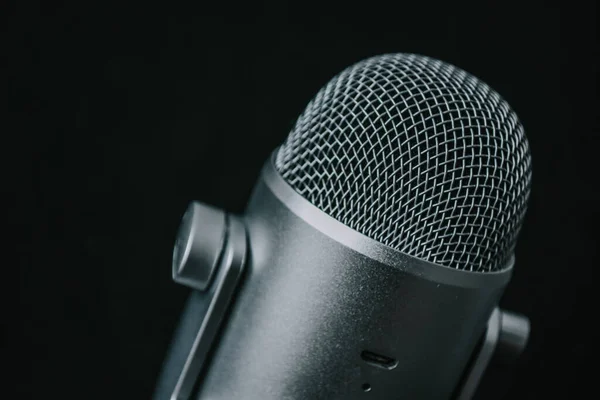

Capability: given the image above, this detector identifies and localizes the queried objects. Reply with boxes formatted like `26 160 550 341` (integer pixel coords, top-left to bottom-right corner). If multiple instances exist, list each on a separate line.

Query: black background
6 1 597 399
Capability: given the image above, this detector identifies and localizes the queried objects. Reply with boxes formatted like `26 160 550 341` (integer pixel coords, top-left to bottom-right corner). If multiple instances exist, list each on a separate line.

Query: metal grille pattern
275 53 531 272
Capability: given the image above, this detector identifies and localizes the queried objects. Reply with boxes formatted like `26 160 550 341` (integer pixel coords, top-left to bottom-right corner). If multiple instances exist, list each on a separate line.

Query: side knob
172 202 227 291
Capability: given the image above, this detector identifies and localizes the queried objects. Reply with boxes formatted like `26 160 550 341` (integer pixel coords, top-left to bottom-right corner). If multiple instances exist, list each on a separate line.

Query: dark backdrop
6 1 597 399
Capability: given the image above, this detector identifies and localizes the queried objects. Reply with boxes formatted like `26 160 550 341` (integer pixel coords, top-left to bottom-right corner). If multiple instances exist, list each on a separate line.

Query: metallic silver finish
172 202 227 291
155 210 247 400
455 309 530 399
156 53 533 399
276 53 532 273
497 310 531 362
264 154 513 288
195 163 509 399
456 308 501 400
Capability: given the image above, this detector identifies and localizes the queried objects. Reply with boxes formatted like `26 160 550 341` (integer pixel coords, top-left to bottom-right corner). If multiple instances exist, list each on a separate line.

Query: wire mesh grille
275 53 531 272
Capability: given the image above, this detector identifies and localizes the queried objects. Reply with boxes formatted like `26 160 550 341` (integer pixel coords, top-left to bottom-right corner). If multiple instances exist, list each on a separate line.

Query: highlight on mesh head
275 53 531 273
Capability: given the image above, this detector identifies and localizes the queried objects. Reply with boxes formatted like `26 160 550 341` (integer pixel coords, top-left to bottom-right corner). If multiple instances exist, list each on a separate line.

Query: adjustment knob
172 202 227 291
496 310 530 364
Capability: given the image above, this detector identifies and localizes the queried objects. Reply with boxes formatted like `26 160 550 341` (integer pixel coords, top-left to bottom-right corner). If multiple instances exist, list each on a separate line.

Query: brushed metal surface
195 160 509 399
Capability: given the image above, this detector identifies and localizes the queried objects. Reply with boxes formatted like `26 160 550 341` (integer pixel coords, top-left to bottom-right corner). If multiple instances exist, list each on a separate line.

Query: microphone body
194 160 510 399
154 53 532 400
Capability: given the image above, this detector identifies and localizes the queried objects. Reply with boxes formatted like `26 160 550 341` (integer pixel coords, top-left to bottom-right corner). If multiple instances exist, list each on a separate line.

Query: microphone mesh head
275 53 531 273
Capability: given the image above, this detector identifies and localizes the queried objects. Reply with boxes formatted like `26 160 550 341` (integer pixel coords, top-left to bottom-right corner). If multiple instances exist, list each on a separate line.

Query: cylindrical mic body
157 53 532 400
195 161 512 399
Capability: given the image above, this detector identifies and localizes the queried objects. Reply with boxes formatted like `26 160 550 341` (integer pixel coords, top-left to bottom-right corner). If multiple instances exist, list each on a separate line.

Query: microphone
155 53 532 400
